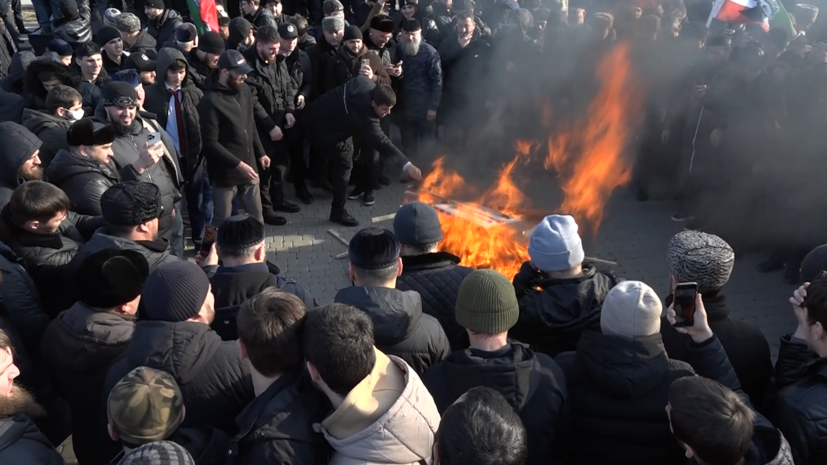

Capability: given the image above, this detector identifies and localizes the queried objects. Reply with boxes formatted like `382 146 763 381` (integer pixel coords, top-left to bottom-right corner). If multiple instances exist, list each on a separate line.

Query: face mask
65 108 85 121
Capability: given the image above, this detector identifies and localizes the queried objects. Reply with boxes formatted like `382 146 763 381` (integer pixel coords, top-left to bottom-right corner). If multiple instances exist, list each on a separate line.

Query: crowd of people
1 0 827 463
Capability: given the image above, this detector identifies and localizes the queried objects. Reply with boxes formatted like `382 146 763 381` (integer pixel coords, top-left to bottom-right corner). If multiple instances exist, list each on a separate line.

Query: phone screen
673 283 698 327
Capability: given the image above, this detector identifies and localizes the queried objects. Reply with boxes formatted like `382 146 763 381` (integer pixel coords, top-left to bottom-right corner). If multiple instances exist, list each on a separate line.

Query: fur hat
370 14 395 33
67 118 116 147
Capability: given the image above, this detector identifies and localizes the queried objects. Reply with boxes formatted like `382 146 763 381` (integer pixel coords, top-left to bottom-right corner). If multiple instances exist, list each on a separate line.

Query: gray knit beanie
141 261 211 322
528 215 585 272
600 281 662 339
455 269 519 334
667 231 735 292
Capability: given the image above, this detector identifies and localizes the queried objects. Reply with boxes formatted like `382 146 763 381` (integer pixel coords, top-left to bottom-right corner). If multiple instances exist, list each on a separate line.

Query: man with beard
394 19 441 163
199 49 268 227
98 26 126 76
245 25 300 225
73 42 108 113
0 122 44 210
40 248 148 465
115 12 158 53
365 15 397 69
21 85 84 168
96 81 185 258
145 0 183 50
187 31 225 88
124 52 157 87
393 0 440 45
308 16 344 98
46 118 120 215
0 328 63 465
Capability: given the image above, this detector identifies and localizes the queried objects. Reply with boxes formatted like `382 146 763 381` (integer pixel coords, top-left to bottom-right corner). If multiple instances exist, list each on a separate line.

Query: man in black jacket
72 41 108 114
422 269 567 465
199 49 268 227
334 228 449 375
511 215 621 357
0 122 43 210
102 260 254 462
47 118 120 215
202 215 315 340
554 280 695 465
228 288 331 464
40 248 148 465
306 76 421 226
245 25 300 226
661 231 772 408
241 0 278 30
187 31 225 89
98 26 126 76
769 273 827 464
0 328 64 465
144 0 183 49
394 201 472 350
21 84 81 169
115 12 158 53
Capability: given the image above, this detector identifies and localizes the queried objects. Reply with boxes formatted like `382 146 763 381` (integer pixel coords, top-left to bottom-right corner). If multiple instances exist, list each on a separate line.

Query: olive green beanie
455 269 520 334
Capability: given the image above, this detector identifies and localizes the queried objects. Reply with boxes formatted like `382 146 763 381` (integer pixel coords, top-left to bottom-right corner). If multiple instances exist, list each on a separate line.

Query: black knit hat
228 17 253 44
142 261 212 322
401 18 421 32
67 118 116 147
348 228 401 270
100 182 163 227
217 215 265 250
343 25 363 42
370 15 395 33
102 81 138 107
48 38 73 57
97 26 122 46
393 201 443 246
175 23 197 42
78 248 149 308
145 0 165 8
199 31 226 55
802 244 827 282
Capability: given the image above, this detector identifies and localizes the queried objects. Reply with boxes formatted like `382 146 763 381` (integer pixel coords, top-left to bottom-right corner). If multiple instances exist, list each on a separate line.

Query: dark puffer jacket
23 59 82 111
554 331 695 465
69 228 178 276
244 46 296 133
146 9 183 50
0 242 49 359
40 302 134 465
422 342 567 465
0 122 41 210
143 47 204 179
307 37 338 99
126 31 158 53
0 414 64 465
393 40 442 120
20 109 72 168
511 263 621 357
46 148 121 215
397 252 473 351
334 286 450 375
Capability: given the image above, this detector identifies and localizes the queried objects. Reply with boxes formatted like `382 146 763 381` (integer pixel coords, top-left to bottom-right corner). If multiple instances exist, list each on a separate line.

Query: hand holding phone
667 285 714 343
672 282 698 327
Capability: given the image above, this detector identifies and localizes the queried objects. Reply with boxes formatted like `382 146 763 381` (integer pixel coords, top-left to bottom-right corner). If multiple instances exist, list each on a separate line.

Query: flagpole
707 0 726 27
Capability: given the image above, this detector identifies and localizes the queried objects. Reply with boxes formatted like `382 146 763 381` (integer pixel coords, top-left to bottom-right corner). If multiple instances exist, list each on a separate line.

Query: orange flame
417 44 639 278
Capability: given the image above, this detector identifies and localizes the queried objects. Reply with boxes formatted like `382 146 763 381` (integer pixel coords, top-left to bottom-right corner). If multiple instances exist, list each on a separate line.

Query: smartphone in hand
673 282 698 327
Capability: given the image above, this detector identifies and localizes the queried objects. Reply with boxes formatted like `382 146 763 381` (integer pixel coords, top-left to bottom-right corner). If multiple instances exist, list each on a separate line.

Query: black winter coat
661 294 772 407
554 331 695 465
19 109 72 168
0 414 64 465
397 252 473 351
146 9 183 50
143 47 204 178
46 148 121 215
227 369 331 465
0 242 49 359
422 342 567 465
511 263 621 357
52 0 92 44
0 121 42 210
0 88 23 123
69 229 177 276
40 302 134 465
24 59 82 111
437 31 490 118
185 48 214 89
306 37 338 99
244 46 296 133
768 335 827 465
286 47 312 102
76 71 107 115
127 31 158 53
334 286 450 375
198 80 266 187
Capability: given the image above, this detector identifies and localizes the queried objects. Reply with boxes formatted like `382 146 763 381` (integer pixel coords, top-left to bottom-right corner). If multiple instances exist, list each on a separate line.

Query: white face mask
65 108 85 121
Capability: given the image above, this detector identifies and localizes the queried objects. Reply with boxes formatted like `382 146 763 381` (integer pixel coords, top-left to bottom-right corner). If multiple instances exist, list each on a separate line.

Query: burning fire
418 44 639 278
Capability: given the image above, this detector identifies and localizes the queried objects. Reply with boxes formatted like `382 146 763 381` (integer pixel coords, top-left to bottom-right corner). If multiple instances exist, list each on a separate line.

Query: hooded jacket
396 252 473 351
0 414 64 465
554 330 695 465
0 241 49 359
52 0 92 44
146 9 183 50
143 47 204 178
323 44 390 94
0 50 35 95
40 302 134 465
422 342 567 465
511 263 622 357
0 122 41 210
46 148 121 215
94 104 183 235
0 88 23 123
318 349 440 465
23 59 82 111
228 369 331 465
20 109 72 168
334 286 450 375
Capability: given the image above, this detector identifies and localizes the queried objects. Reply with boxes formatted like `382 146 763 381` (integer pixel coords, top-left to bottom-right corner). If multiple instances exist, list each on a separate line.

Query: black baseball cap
218 49 253 74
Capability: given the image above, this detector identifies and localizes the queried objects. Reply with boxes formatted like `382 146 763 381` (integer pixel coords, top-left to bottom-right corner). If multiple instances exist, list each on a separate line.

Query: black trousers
286 115 308 186
258 133 290 211
318 137 354 212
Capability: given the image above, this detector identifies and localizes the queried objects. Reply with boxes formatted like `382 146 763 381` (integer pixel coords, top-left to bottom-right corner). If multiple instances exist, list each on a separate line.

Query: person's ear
348 262 356 283
180 405 186 423
396 257 403 277
237 339 248 359
25 220 39 231
814 321 824 341
107 423 119 442
254 243 266 262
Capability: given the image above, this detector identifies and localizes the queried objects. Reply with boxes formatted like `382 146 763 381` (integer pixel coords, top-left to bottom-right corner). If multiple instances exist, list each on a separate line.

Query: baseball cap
218 49 253 74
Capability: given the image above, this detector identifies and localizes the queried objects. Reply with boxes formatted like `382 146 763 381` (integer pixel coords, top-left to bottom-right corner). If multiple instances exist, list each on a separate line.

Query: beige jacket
317 349 440 465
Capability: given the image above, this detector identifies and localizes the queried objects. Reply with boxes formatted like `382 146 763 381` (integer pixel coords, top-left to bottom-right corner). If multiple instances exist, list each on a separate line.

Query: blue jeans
185 173 214 246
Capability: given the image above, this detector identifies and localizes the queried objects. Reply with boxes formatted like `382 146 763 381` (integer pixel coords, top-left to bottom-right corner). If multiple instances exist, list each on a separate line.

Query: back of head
141 261 211 323
436 386 528 465
348 227 401 286
527 215 584 272
804 271 827 329
667 231 734 294
10 181 69 225
45 84 82 114
216 215 265 259
600 281 662 339
303 304 376 397
108 366 184 447
114 12 142 34
100 181 163 236
801 244 827 283
669 376 755 465
77 248 149 309
393 201 443 250
237 288 308 377
455 269 519 336
117 440 195 465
